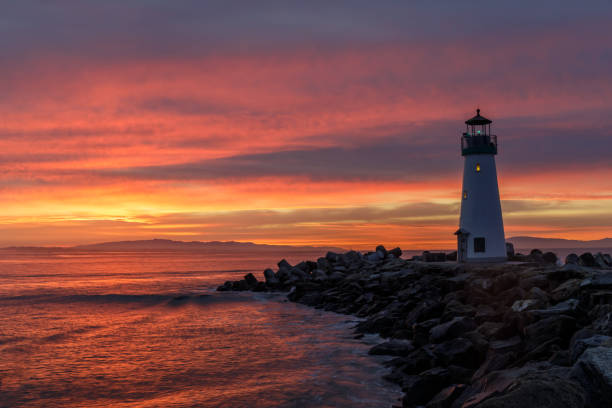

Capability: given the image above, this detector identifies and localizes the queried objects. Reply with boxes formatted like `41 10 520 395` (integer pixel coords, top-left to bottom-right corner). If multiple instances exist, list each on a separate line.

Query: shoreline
218 246 612 408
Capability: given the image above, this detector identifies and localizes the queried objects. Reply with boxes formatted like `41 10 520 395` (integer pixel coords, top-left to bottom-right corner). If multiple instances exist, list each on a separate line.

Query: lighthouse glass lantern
455 109 507 262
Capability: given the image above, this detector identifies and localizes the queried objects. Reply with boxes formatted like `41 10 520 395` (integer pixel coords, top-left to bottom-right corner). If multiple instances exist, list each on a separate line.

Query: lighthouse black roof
465 109 492 126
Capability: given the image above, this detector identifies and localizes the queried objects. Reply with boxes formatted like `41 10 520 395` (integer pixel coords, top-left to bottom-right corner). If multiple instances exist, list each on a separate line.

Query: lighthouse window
474 237 486 253
476 163 481 172
463 191 468 199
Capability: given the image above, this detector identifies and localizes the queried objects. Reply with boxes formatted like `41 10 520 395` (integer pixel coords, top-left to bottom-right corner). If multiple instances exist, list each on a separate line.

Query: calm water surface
0 249 401 408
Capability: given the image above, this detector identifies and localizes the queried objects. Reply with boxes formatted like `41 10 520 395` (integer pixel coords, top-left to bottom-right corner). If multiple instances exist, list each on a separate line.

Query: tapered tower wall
459 154 507 261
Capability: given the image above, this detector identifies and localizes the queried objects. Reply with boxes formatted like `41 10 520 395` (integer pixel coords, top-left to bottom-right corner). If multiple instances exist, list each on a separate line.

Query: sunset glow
1 2 611 248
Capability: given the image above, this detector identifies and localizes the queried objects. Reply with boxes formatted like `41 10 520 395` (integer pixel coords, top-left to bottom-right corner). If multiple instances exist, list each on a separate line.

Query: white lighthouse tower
455 109 507 262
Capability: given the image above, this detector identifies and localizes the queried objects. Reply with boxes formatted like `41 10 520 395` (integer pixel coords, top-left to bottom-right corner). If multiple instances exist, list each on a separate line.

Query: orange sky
1 3 612 249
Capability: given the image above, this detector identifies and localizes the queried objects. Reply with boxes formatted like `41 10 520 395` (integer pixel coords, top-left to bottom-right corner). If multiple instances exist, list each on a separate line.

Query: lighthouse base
462 256 507 263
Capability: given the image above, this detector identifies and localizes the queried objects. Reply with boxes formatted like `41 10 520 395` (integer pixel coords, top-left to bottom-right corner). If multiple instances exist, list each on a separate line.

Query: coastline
218 246 612 407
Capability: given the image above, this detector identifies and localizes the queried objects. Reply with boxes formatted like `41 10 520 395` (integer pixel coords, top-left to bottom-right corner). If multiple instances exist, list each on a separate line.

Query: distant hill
9 239 346 253
508 236 612 249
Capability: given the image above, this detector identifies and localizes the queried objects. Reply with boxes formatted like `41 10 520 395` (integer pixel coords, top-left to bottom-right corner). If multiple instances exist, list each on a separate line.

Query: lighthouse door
457 233 468 262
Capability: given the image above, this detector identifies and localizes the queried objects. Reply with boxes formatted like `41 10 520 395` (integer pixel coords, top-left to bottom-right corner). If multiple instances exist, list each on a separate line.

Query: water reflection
0 250 401 407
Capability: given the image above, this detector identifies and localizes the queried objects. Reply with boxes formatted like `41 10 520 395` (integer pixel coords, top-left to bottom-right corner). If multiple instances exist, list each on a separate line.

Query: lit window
463 191 468 199
476 163 481 172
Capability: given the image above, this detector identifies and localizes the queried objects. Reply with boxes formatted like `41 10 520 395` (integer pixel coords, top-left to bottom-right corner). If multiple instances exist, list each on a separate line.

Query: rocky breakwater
217 246 612 408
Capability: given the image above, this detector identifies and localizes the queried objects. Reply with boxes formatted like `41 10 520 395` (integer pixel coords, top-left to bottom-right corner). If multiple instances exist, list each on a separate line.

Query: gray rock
489 336 522 353
570 335 612 364
551 278 582 302
471 371 586 408
477 321 504 339
511 299 541 312
327 271 346 281
542 252 558 264
243 273 258 287
579 252 596 267
571 346 612 407
457 363 584 408
277 258 292 269
402 367 451 406
430 316 477 344
365 252 381 262
263 268 279 284
369 339 414 356
594 253 610 268
426 384 466 408
523 315 576 349
529 298 580 318
388 247 402 258
528 286 550 302
433 337 479 368
310 268 328 281
565 253 579 265
375 245 387 259
581 272 612 290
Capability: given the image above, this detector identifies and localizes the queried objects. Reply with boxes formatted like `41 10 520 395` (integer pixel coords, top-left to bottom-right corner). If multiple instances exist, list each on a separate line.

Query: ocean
0 249 401 408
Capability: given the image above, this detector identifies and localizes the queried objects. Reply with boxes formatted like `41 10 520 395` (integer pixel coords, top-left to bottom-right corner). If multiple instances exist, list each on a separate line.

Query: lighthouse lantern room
455 109 507 262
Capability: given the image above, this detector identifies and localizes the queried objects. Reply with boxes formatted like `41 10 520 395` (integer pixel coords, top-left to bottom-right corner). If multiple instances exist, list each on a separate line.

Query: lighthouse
455 109 507 262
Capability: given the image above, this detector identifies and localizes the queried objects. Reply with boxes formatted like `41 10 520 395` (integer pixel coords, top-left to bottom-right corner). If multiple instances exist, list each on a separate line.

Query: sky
1 1 612 249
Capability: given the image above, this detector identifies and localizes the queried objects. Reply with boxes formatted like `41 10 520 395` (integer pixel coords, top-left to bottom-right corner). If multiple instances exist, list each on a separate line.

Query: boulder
565 253 579 265
456 363 584 408
327 271 346 281
578 252 596 267
529 298 580 319
430 316 477 343
243 273 258 287
471 350 516 381
388 247 403 258
489 336 523 354
365 252 381 262
414 318 442 347
571 346 612 408
529 249 544 262
433 338 479 368
375 245 388 259
542 252 558 264
492 272 519 295
426 384 466 408
325 251 341 263
511 299 541 313
474 305 500 324
477 322 504 339
550 278 582 302
369 339 415 356
217 281 233 291
570 334 612 364
277 258 292 270
471 371 586 408
594 253 610 268
442 300 477 321
310 269 328 281
581 272 612 290
402 367 450 406
523 315 576 349
263 268 279 285
402 346 437 375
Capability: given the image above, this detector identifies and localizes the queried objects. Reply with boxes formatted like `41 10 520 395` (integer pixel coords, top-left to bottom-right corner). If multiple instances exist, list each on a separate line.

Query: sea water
0 249 401 408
